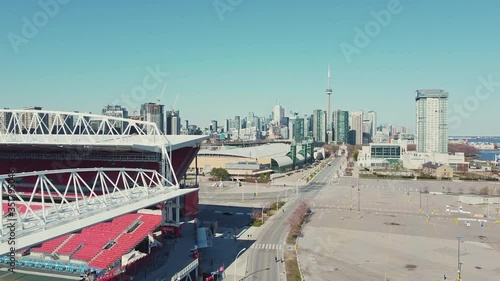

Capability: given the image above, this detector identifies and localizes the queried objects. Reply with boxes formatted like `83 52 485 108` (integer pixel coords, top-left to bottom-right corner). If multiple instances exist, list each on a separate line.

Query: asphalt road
243 156 345 281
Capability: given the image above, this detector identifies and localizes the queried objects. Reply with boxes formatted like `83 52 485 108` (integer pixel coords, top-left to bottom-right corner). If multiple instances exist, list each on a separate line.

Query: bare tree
479 187 490 195
251 208 262 222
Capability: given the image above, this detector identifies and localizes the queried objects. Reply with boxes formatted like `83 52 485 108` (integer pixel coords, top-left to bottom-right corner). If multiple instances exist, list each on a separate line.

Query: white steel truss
0 108 179 190
0 109 166 146
0 168 197 255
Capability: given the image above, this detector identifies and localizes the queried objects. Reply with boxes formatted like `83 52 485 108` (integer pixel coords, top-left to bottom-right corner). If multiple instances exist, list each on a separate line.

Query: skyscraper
166 110 181 135
140 102 164 133
102 105 128 133
415 89 448 153
312 109 327 143
350 111 363 145
333 110 349 144
273 105 284 126
366 110 377 138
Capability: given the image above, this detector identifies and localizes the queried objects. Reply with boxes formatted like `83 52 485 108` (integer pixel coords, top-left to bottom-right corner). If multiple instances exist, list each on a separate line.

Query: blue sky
1 0 499 135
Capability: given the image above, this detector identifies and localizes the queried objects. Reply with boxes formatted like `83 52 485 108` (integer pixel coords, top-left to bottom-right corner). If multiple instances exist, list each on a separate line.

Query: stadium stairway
52 234 75 255
88 216 144 266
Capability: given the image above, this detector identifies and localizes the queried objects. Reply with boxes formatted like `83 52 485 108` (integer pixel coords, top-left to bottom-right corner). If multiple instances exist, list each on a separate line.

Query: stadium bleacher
22 212 162 274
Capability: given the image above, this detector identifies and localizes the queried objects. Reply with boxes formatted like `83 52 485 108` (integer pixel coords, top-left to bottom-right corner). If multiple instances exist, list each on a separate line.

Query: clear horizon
1 0 499 135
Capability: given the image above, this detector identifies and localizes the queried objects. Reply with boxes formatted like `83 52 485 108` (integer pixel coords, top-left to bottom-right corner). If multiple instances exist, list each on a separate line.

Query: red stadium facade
0 109 207 280
0 143 203 217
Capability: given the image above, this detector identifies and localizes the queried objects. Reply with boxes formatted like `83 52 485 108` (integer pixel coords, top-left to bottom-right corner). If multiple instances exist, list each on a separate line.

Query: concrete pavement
229 157 343 281
297 161 500 281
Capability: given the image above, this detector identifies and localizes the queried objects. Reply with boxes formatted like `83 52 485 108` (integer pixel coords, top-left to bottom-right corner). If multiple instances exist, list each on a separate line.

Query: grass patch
251 220 263 227
284 250 301 281
269 201 286 212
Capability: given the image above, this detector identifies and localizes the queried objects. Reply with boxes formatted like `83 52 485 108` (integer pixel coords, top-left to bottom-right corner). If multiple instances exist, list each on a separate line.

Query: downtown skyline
1 0 499 135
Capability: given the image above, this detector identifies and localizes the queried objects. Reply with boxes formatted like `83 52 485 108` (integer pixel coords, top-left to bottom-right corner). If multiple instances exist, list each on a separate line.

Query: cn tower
326 65 332 142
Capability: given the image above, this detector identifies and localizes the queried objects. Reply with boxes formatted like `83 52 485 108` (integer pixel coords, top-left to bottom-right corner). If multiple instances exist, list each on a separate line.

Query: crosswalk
250 243 283 250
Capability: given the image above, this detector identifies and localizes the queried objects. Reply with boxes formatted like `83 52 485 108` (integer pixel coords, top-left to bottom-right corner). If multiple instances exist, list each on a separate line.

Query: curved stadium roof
198 143 291 159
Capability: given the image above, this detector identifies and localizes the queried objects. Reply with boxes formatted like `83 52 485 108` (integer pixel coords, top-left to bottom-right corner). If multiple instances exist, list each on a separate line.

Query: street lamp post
241 181 244 203
419 188 422 212
276 189 293 211
234 248 246 281
255 180 258 198
426 195 429 215
457 236 462 281
357 175 360 216
261 202 271 224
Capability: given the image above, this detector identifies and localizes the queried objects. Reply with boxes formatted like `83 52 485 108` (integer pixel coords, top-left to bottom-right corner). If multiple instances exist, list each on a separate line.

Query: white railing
170 259 199 281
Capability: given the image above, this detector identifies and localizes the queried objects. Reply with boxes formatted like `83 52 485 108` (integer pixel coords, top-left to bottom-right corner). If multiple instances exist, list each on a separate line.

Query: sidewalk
136 221 197 281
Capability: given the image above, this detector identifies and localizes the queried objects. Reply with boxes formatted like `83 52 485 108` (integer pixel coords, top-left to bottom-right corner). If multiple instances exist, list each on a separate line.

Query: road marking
214 211 222 214
236 212 244 215
251 244 283 250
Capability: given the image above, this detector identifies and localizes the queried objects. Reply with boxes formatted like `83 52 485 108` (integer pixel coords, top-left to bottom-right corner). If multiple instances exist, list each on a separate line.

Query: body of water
467 138 500 161
478 150 500 161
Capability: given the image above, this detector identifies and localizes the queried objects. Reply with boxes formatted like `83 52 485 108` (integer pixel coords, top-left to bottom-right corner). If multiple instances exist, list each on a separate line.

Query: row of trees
407 143 479 157
288 201 310 242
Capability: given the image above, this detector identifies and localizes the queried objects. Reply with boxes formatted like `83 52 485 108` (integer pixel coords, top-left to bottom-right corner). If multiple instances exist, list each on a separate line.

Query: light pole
357 175 360 216
261 202 271 224
419 188 422 212
457 236 462 281
276 189 292 211
241 181 244 203
255 180 258 198
234 248 246 281
426 195 429 215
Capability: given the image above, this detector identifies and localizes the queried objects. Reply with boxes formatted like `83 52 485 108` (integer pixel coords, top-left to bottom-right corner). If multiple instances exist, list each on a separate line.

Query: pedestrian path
250 243 284 250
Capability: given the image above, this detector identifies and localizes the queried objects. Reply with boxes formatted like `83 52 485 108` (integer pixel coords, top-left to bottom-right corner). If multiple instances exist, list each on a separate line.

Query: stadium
0 109 207 281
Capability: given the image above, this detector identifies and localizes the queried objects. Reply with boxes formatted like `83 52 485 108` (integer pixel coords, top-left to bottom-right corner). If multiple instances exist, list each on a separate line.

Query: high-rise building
210 120 218 133
166 110 181 135
415 89 448 153
140 103 164 133
312 109 327 143
362 119 372 144
102 105 128 133
333 110 349 144
273 105 284 126
350 111 363 145
289 114 305 142
366 110 377 138
224 119 230 134
21 106 48 134
0 109 14 133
